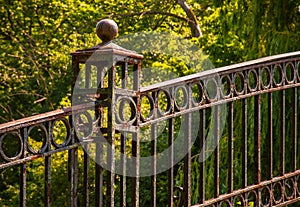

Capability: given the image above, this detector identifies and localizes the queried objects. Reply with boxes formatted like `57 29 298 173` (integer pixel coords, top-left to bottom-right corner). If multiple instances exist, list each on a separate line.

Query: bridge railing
1 51 300 207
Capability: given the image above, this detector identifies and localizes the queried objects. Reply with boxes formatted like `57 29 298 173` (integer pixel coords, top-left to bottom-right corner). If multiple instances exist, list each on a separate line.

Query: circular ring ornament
297 176 300 195
247 190 258 206
233 195 245 206
261 186 271 207
261 67 272 89
204 78 219 102
157 89 172 116
116 96 137 125
0 132 23 161
51 118 71 148
273 64 284 87
220 75 232 98
27 124 48 154
74 111 93 140
191 81 204 106
233 72 245 95
220 200 231 207
284 178 295 200
285 62 296 84
174 85 189 111
140 93 155 122
273 181 283 204
247 69 259 92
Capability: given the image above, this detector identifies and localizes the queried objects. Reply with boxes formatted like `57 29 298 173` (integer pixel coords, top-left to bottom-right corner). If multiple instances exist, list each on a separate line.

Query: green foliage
1 0 300 206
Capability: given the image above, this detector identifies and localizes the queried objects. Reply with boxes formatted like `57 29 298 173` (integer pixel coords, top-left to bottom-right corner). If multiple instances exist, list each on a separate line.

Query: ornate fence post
71 19 143 207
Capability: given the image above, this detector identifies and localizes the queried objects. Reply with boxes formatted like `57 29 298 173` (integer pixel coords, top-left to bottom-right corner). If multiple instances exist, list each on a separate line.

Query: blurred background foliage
0 0 300 206
1 0 300 121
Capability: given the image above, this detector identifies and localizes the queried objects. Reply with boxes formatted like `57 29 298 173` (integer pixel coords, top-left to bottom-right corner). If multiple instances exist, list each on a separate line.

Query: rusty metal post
70 19 143 207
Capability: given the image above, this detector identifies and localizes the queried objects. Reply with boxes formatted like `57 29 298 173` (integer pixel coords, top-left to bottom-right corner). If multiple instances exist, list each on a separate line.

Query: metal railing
1 51 300 206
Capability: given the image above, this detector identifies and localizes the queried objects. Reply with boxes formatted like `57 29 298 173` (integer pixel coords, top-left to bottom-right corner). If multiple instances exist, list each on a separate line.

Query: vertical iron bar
133 63 140 91
183 112 192 207
106 113 115 207
254 95 261 183
254 95 261 206
228 102 233 193
280 90 285 175
95 61 104 207
68 146 78 207
20 163 26 207
199 109 205 203
71 57 80 92
214 105 220 198
45 123 51 207
70 56 79 207
168 118 174 207
20 128 27 207
131 133 140 207
184 84 192 207
119 61 128 207
95 141 103 207
85 63 91 88
45 156 51 207
151 122 157 207
120 132 127 207
150 91 157 207
107 64 116 207
131 63 140 207
97 62 106 87
292 88 297 171
122 62 128 89
268 93 273 179
242 99 247 188
84 148 90 207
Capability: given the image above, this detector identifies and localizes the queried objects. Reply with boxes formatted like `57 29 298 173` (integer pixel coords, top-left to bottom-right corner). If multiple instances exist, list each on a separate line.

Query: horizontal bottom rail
0 142 81 169
192 170 300 207
273 197 300 207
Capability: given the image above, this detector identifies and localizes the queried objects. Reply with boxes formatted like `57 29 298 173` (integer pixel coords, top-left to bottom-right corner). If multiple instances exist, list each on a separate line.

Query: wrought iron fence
1 50 300 207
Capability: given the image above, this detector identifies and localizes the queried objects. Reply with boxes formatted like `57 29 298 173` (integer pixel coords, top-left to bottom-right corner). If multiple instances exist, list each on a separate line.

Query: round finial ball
96 19 118 42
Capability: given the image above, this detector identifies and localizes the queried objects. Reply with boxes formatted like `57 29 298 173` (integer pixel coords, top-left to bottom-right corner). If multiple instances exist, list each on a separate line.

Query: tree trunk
177 0 202 37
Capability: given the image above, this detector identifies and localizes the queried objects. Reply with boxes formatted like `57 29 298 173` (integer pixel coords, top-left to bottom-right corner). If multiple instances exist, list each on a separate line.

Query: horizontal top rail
0 102 95 133
141 51 300 92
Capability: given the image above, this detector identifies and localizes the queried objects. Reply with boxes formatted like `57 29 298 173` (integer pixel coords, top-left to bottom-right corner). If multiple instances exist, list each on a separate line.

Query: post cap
96 19 118 43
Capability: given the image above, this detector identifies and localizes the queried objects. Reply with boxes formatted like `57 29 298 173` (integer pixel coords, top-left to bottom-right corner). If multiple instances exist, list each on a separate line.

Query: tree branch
177 0 202 37
107 10 192 23
61 10 196 46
